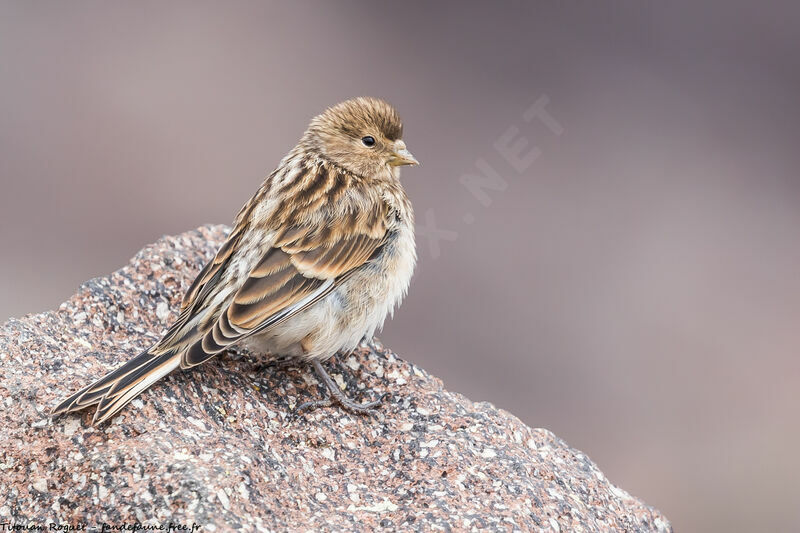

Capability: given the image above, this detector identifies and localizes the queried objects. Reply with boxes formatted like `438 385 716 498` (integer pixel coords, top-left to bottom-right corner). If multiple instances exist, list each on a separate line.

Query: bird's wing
151 224 247 350
181 226 244 313
178 180 390 368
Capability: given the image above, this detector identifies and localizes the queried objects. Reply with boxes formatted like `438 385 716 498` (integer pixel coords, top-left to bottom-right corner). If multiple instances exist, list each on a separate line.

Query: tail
52 348 182 425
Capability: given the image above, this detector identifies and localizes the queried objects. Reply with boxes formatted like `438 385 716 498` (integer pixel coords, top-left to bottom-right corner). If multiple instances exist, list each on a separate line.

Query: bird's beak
389 140 419 166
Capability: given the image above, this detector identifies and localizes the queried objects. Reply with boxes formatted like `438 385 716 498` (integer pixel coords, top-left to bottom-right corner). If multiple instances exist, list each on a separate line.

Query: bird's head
304 97 419 177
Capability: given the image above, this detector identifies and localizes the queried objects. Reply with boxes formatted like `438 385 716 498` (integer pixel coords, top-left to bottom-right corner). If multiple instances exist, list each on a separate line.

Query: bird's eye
361 136 376 147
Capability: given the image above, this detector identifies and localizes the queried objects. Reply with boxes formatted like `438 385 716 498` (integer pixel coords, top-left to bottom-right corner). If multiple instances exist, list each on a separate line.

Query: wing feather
181 227 243 312
177 164 390 369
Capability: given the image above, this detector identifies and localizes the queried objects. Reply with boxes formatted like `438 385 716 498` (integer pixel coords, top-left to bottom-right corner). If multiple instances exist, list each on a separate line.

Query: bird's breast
342 214 416 331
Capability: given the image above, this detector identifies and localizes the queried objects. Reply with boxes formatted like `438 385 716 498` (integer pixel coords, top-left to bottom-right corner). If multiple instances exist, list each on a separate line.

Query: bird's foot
225 346 249 360
267 355 300 369
295 359 386 416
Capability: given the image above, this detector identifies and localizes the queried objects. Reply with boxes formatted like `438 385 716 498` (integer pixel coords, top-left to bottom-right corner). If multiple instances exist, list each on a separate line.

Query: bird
52 97 418 425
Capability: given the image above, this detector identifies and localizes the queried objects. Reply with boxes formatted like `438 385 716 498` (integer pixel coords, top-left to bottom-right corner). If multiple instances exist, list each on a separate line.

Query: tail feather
51 349 181 424
93 353 181 424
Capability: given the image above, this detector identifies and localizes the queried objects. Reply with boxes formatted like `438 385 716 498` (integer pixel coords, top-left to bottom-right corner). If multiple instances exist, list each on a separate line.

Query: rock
0 225 671 532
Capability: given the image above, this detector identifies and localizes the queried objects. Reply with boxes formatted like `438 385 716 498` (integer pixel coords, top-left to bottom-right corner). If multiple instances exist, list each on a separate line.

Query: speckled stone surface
0 225 671 532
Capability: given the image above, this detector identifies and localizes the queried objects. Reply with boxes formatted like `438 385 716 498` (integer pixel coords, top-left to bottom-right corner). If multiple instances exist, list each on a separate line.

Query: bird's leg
295 359 385 415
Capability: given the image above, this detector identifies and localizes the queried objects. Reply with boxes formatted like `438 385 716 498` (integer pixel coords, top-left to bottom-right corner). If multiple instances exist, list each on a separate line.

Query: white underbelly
244 223 416 360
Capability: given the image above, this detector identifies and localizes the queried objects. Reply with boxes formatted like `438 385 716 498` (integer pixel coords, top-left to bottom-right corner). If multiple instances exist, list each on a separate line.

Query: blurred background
2 1 799 530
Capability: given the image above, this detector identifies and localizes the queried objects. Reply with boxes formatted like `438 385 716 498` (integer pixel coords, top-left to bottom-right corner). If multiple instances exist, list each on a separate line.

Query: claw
294 359 386 415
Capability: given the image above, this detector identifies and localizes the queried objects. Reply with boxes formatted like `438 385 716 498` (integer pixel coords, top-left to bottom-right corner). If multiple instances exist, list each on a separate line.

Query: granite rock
0 225 671 532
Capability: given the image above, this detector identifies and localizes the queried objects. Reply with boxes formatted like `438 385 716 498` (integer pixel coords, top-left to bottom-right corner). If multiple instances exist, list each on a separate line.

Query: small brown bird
53 97 418 424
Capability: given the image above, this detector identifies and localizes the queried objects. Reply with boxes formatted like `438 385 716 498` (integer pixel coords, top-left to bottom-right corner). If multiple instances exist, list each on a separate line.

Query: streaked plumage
53 97 418 424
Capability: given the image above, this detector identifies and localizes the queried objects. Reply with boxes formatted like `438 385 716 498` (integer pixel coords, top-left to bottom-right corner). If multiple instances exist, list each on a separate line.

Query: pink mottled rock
0 226 671 532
